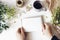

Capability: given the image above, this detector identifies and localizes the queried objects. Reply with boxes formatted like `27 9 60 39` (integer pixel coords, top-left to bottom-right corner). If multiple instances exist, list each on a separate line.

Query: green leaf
0 28 3 33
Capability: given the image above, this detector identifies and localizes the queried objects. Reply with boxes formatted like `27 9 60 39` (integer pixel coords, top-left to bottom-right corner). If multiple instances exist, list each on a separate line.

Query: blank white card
22 16 43 32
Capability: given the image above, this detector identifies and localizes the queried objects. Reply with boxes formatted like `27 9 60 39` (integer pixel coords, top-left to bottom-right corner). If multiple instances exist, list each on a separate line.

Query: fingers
17 27 27 36
21 27 25 35
18 27 28 36
17 27 25 40
18 27 25 34
42 23 52 35
21 27 28 37
18 28 21 33
43 23 51 30
42 23 51 32
44 23 49 29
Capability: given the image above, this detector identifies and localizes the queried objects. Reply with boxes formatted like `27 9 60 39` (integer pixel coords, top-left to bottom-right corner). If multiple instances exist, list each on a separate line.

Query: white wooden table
0 0 52 40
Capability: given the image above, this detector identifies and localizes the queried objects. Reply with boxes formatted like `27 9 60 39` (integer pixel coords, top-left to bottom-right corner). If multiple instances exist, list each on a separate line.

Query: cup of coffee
33 1 43 9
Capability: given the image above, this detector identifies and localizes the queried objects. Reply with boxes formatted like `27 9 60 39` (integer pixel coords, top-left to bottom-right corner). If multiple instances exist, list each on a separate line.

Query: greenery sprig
52 7 60 26
0 2 16 33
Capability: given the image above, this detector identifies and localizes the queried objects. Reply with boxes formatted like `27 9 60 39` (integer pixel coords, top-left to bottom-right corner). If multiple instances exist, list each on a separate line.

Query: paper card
22 17 43 32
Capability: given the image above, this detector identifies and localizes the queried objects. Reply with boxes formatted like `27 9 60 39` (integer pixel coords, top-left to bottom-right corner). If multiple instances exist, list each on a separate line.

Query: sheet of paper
23 17 43 32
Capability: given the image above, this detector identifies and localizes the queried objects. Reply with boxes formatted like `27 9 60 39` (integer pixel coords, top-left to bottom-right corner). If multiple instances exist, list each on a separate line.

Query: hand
17 27 27 40
42 23 53 39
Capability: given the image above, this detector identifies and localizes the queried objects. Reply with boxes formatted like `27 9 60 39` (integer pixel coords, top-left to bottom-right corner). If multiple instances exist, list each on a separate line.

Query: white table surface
0 0 52 40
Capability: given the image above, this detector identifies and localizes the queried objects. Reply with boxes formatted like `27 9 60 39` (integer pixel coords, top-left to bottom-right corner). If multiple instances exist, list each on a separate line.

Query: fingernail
22 27 25 31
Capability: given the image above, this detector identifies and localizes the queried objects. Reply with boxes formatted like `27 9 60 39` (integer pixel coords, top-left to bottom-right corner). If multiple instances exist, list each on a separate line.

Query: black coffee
17 0 22 4
33 1 42 9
